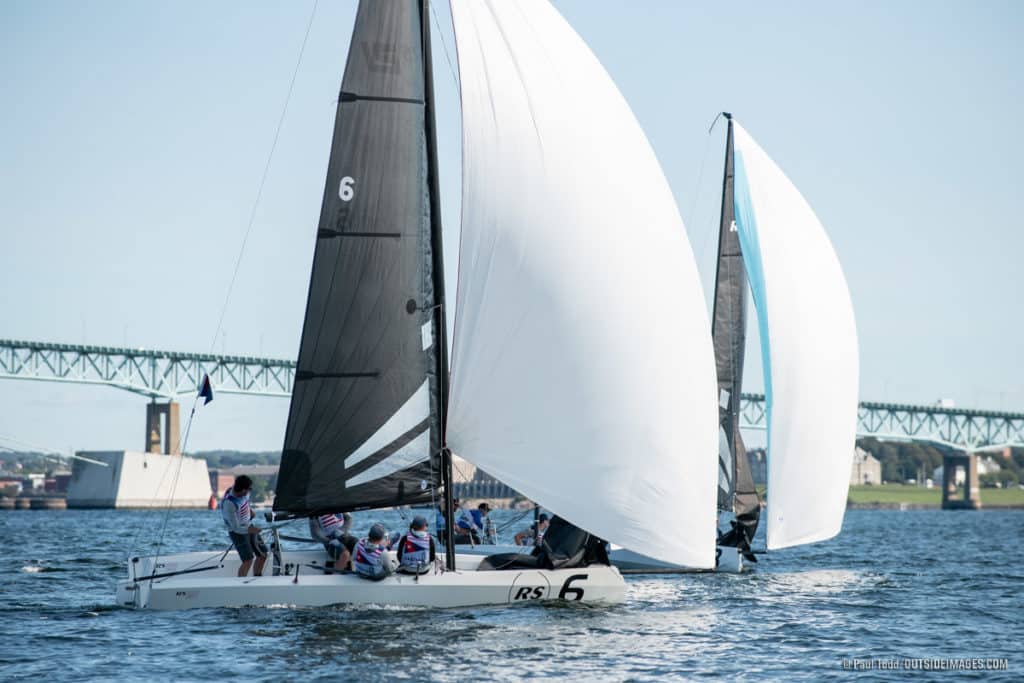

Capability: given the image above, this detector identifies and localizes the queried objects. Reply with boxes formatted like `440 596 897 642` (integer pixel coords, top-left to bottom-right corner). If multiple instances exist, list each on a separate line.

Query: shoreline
847 502 1024 510
5 496 1023 512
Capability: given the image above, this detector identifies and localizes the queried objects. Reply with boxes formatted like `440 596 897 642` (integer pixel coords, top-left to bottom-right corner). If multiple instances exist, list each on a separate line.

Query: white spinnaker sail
731 121 859 550
446 0 718 569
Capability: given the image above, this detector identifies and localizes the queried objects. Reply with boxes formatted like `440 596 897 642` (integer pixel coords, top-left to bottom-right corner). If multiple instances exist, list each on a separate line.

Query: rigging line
0 448 109 467
692 125 721 273
495 508 531 534
207 0 320 354
429 1 460 95
125 425 190 557
151 545 234 585
428 448 437 528
149 393 201 577
0 433 62 455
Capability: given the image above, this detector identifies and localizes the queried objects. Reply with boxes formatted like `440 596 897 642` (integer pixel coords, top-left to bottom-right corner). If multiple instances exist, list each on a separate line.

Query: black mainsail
274 0 447 516
711 113 760 552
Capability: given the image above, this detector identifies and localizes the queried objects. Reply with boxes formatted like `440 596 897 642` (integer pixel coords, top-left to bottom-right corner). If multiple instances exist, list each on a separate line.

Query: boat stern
116 578 143 608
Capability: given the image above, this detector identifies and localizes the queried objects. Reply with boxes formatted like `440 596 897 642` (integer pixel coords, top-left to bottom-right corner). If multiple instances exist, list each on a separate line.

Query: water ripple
0 508 1020 681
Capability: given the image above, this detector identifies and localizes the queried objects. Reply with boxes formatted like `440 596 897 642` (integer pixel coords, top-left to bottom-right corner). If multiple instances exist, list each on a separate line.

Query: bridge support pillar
941 452 981 510
145 401 180 455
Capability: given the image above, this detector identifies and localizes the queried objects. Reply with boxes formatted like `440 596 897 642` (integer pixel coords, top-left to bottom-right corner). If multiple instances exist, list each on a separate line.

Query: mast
711 112 759 550
420 0 455 571
711 112 740 510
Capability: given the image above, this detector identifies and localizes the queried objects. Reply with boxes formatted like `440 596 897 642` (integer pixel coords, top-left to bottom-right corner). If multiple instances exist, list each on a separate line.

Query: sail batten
447 0 718 569
731 121 859 550
274 0 444 515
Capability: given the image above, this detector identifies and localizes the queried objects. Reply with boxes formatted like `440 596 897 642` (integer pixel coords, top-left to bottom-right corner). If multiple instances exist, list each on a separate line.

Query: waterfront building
850 447 881 485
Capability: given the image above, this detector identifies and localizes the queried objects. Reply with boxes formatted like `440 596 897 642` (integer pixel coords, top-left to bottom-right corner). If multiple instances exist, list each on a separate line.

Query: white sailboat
726 115 859 551
117 0 718 610
546 114 860 574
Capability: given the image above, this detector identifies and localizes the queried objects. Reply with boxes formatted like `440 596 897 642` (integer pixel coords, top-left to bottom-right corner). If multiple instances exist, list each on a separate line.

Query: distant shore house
210 465 278 500
450 455 519 504
44 472 72 493
0 476 23 495
451 455 477 484
22 473 46 491
850 447 881 485
743 447 880 487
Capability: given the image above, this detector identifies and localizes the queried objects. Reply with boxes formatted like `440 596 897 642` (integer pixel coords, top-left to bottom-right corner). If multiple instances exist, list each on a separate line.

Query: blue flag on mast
198 374 214 405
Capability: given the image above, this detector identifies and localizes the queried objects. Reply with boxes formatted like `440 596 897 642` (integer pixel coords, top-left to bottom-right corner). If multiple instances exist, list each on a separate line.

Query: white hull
118 549 624 610
449 543 751 574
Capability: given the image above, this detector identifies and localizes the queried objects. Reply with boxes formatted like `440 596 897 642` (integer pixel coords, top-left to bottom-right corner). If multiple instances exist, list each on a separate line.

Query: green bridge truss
1 339 1021 450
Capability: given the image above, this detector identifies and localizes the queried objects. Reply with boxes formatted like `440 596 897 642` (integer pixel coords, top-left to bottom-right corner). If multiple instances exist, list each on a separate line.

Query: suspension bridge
2 337 1022 458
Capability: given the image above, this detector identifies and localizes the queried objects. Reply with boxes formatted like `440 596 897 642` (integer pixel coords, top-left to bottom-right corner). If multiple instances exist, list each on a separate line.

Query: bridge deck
2 339 1022 449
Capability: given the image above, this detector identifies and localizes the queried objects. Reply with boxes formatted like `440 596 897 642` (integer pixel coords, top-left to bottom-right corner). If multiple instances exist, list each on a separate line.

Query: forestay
275 1 445 515
731 121 859 550
447 0 718 568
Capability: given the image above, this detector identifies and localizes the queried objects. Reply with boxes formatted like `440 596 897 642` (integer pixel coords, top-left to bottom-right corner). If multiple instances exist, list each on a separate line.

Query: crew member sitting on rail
353 523 395 581
220 475 268 577
455 502 490 545
397 516 438 574
310 512 356 573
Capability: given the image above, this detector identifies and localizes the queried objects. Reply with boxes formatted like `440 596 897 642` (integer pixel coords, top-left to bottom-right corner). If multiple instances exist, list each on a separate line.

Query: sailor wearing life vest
456 501 490 545
309 512 355 572
397 515 438 574
353 523 395 580
220 475 268 577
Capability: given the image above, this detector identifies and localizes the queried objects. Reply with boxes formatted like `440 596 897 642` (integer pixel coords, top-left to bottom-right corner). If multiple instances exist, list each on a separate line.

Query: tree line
857 438 1023 487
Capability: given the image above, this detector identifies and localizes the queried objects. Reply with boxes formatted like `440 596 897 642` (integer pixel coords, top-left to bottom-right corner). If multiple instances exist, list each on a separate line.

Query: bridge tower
941 452 981 510
145 400 180 454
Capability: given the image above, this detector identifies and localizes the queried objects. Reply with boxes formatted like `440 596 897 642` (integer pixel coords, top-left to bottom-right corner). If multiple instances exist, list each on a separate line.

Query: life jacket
353 538 388 579
220 490 250 532
311 513 346 540
399 531 431 570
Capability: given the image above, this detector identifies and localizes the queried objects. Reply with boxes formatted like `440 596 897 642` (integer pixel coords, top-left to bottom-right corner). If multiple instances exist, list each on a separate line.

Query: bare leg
238 559 253 577
339 548 351 570
253 554 267 577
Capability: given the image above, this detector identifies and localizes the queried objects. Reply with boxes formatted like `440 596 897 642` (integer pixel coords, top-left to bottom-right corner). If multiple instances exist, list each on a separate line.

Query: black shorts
453 530 481 545
341 533 357 553
322 533 357 560
229 532 268 562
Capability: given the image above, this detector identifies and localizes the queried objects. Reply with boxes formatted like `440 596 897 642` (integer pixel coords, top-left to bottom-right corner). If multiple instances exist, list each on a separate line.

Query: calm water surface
0 508 1020 681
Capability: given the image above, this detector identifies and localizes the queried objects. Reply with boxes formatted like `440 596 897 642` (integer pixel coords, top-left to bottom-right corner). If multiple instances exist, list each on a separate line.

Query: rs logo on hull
513 586 544 600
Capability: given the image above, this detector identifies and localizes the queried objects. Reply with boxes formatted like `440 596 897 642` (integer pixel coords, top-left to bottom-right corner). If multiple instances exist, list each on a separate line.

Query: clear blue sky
1 1 1021 453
